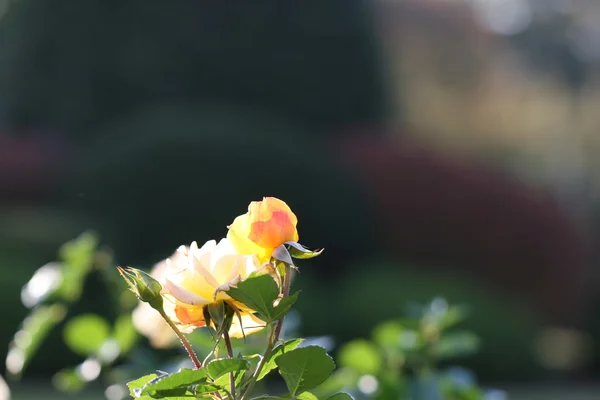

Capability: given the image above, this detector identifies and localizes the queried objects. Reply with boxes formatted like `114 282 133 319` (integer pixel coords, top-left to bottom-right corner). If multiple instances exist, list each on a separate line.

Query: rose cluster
130 197 302 346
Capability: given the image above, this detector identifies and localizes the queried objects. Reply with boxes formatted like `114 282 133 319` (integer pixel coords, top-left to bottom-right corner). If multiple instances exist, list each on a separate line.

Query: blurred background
1 0 600 398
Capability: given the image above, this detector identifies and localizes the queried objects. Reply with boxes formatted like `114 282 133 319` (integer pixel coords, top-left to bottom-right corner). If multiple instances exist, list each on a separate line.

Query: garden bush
60 104 377 271
295 263 546 382
0 0 386 138
6 206 507 399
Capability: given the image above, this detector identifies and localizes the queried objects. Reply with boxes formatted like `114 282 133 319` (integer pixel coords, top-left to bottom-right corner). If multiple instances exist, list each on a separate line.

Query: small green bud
206 301 235 337
117 266 163 310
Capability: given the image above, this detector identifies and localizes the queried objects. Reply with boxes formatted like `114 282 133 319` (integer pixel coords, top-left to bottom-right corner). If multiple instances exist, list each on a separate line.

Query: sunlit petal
164 279 211 306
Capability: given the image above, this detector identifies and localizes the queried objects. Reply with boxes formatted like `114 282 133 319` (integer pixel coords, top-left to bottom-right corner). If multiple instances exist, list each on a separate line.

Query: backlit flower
227 197 299 263
161 238 270 338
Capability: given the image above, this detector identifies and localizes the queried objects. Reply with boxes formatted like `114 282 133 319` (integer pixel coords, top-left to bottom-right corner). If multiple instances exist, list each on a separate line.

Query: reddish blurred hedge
336 134 592 327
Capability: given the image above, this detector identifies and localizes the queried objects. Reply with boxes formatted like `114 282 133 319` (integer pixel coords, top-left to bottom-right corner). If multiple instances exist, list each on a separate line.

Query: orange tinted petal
249 210 296 248
262 198 298 225
228 197 299 262
174 306 206 328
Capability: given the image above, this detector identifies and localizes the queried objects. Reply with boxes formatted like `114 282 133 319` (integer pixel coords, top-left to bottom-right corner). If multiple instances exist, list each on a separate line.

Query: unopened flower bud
117 266 163 310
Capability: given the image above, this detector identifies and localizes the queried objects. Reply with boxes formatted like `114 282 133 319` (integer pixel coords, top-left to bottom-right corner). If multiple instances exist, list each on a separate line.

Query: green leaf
275 346 335 396
137 396 201 400
6 304 67 377
214 368 246 393
63 314 111 356
59 232 98 266
338 339 382 375
127 374 158 397
250 397 288 400
206 358 250 380
56 232 98 302
258 339 304 381
311 369 359 399
138 369 210 396
396 318 422 331
326 393 354 400
285 242 323 259
298 392 319 399
276 262 287 286
396 329 422 352
272 291 300 321
434 331 479 360
52 368 86 393
439 306 468 330
192 383 223 395
227 274 279 321
113 314 138 354
372 321 403 349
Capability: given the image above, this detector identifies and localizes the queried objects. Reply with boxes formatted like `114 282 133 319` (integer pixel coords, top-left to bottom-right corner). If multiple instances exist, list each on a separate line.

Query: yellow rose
227 197 299 263
161 238 269 338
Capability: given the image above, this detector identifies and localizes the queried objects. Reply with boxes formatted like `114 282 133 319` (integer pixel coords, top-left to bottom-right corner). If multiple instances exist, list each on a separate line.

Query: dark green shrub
61 104 378 269
0 0 386 137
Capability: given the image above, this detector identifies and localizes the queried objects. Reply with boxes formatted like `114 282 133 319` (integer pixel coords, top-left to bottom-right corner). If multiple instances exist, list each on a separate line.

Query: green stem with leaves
223 329 237 399
159 310 203 369
240 265 291 400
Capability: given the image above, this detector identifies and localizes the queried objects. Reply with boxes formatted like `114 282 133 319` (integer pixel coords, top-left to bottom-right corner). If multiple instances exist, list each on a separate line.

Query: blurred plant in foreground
315 298 507 400
5 232 141 394
5 198 507 400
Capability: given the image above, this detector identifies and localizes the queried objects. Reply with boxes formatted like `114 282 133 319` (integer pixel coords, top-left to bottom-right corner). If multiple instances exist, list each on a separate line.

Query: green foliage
63 314 111 356
297 392 319 400
206 358 250 381
6 304 67 377
128 374 159 397
296 263 544 381
434 332 479 360
275 346 336 396
6 233 101 379
53 368 88 393
339 340 382 375
113 314 139 354
10 226 505 400
133 369 217 398
257 339 304 381
115 229 333 400
314 298 503 400
227 274 298 323
271 292 300 322
6 232 149 394
326 393 354 400
285 242 324 260
54 232 98 302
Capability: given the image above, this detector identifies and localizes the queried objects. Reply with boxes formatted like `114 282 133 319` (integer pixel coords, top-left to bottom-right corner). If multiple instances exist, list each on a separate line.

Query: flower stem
159 310 203 369
240 265 291 400
271 267 291 341
223 329 236 399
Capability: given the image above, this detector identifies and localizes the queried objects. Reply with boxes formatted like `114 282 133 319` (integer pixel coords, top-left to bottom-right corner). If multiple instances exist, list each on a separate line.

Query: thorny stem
223 329 236 399
271 267 291 342
240 265 292 400
159 310 203 370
